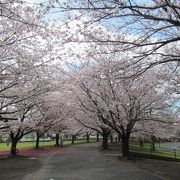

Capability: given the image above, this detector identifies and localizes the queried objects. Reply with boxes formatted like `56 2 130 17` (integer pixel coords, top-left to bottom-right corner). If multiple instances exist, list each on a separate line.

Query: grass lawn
0 140 88 152
129 143 180 160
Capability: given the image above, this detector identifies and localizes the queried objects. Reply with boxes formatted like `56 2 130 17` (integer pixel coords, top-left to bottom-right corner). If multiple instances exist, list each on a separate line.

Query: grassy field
129 143 180 159
0 140 88 152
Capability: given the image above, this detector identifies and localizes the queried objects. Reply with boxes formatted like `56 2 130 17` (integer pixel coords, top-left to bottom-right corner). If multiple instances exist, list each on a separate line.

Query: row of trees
0 1 72 156
68 56 177 156
0 0 179 157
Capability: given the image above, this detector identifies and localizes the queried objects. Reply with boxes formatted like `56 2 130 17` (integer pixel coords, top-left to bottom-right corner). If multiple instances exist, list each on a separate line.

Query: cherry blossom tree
0 1 54 125
0 33 61 155
1 66 53 155
51 0 180 70
0 1 84 155
0 0 178 158
72 97 113 149
45 91 71 147
68 58 175 157
3 97 40 155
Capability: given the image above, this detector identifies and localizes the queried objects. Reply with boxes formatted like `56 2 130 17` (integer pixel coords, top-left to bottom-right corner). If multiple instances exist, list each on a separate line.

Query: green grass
0 140 88 152
129 143 180 159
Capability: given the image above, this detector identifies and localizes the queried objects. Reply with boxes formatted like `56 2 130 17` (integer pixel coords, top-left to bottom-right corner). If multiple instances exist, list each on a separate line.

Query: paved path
23 143 165 180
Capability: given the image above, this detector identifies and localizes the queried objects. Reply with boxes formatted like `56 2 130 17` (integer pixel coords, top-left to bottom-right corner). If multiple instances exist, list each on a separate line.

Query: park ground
0 142 180 180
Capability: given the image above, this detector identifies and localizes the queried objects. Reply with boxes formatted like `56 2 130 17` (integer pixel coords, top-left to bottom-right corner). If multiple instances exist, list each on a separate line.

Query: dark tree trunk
110 134 113 143
35 132 40 149
118 134 121 142
96 132 100 142
72 134 75 144
10 130 22 156
140 138 143 147
55 133 60 146
102 132 108 149
121 136 130 157
86 133 90 143
151 141 155 151
10 139 18 156
9 129 30 156
151 135 156 151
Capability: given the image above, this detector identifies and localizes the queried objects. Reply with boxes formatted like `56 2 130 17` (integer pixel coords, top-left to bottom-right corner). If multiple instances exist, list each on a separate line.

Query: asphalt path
22 143 165 180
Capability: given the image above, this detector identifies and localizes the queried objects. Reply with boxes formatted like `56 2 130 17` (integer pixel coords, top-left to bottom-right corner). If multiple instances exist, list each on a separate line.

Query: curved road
23 143 166 180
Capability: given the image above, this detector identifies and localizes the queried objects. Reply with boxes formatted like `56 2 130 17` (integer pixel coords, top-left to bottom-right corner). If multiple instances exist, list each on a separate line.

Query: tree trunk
86 133 90 143
151 135 156 151
96 132 100 142
102 132 108 149
10 131 22 156
10 139 18 156
140 138 143 147
121 136 130 157
151 141 155 151
118 134 121 142
110 134 113 143
72 134 75 144
35 132 40 149
55 133 60 146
